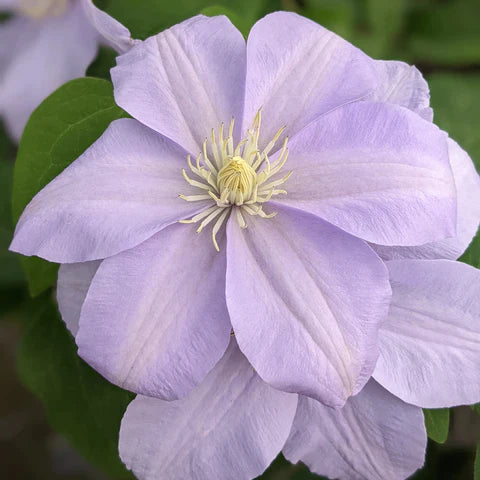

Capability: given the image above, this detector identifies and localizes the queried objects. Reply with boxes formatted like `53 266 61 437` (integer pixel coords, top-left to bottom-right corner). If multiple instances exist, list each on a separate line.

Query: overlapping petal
0 1 98 141
226 204 391 407
374 259 480 408
373 139 480 260
112 15 246 155
243 11 377 151
119 340 298 480
81 0 138 54
372 60 433 121
57 261 100 336
76 222 231 400
10 118 210 263
276 101 456 246
283 380 426 480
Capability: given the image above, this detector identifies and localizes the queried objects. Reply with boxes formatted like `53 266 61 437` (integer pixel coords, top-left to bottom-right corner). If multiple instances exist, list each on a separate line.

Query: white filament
179 110 291 251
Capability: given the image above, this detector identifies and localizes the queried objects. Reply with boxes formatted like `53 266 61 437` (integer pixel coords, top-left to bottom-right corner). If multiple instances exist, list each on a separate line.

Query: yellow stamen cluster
179 110 291 251
19 0 69 18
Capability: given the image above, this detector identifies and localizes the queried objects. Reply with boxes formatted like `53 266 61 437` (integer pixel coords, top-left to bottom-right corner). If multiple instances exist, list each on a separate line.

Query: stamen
196 208 225 233
212 209 230 251
256 208 277 219
202 140 218 174
219 123 224 146
211 129 222 170
227 118 235 156
179 205 219 224
261 126 286 160
258 171 293 190
178 194 212 202
241 205 260 216
256 188 274 203
182 170 211 191
178 108 291 250
235 208 247 229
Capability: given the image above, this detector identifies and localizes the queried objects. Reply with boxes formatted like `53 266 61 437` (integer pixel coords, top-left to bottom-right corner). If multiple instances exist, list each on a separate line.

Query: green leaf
0 160 25 288
423 408 450 444
17 293 134 478
303 0 355 40
475 442 480 480
364 0 405 57
257 454 324 479
406 0 480 66
86 46 118 81
0 118 16 162
428 74 480 269
100 0 278 40
12 77 128 297
429 74 480 167
201 5 253 37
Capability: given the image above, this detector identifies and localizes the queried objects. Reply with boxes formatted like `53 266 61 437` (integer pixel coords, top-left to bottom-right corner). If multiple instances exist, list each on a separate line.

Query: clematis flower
9 10 480 479
0 0 135 141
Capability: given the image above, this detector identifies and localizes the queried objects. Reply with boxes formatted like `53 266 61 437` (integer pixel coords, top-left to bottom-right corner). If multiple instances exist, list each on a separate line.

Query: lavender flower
9 10 480 479
0 0 134 141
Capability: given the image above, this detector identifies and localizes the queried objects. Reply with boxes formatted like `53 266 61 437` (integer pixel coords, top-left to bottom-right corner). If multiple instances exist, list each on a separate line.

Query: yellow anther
178 109 291 250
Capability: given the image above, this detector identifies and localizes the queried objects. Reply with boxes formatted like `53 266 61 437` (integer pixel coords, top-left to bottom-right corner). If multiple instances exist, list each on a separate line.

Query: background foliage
1 0 480 479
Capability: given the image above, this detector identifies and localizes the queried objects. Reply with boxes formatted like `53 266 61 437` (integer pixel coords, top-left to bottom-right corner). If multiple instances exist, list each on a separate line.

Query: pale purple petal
10 118 210 263
284 380 427 480
372 60 433 121
243 11 377 151
57 261 100 336
76 222 231 400
119 340 298 480
374 259 480 408
276 101 456 246
226 204 391 407
112 15 245 155
0 17 31 80
80 0 138 54
0 0 18 10
0 1 98 141
373 139 480 260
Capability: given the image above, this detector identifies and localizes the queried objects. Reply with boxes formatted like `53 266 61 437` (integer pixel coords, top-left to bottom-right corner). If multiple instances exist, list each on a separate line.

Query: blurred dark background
1 0 480 478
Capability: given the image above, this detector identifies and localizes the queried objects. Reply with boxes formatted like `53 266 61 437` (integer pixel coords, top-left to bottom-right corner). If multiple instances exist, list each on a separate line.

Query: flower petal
57 261 100 336
119 340 298 480
112 15 246 155
80 0 138 54
226 204 391 407
10 118 210 263
373 139 480 260
243 11 377 150
0 16 27 81
0 1 98 141
276 101 456 246
374 259 480 408
283 380 426 480
372 60 433 121
0 0 18 11
76 222 231 400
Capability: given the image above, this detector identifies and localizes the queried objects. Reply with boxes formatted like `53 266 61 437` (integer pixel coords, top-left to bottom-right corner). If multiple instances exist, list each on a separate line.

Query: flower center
179 110 292 251
19 0 69 18
217 157 257 205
